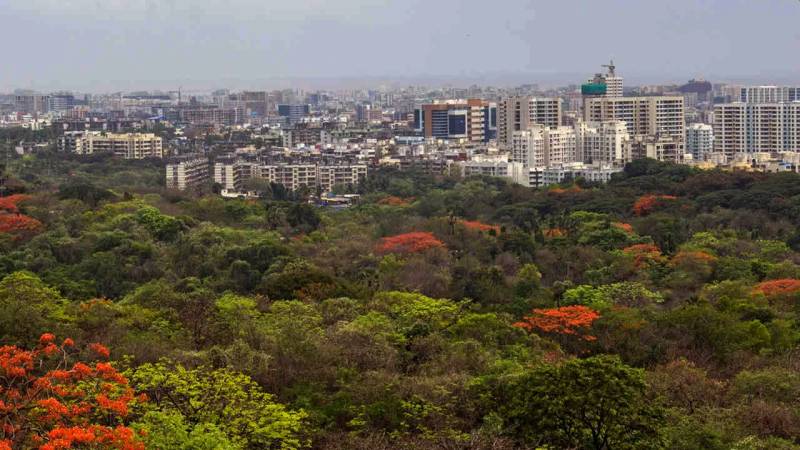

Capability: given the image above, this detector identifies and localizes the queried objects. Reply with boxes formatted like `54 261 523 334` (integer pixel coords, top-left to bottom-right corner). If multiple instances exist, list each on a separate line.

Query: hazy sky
2 0 800 91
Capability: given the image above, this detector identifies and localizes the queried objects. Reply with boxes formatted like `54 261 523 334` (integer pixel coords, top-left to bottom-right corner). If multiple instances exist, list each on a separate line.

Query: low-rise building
58 131 163 159
166 156 210 191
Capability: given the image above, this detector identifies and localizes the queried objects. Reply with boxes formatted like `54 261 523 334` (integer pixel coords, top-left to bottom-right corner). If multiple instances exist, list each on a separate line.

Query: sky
2 0 800 92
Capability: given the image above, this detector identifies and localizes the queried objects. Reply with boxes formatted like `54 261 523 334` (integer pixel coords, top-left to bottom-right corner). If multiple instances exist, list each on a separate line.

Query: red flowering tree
0 195 32 214
752 279 800 297
377 196 411 206
376 232 445 254
0 334 144 450
632 194 678 216
0 195 42 239
514 306 601 342
460 220 500 234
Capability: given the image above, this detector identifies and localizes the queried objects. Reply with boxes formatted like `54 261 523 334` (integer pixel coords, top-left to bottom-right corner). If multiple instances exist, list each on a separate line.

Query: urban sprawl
5 62 800 200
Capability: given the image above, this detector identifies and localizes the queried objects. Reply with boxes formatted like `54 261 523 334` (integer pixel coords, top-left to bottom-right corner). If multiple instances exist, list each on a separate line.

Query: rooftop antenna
602 60 616 77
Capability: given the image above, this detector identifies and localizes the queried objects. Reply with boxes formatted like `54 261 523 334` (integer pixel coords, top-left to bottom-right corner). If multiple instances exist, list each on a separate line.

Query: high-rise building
277 104 311 125
713 103 800 156
15 95 50 114
166 156 210 191
413 99 492 143
686 123 714 161
575 120 631 165
584 96 686 154
582 61 623 98
739 86 800 103
48 93 76 112
511 125 577 167
497 97 562 148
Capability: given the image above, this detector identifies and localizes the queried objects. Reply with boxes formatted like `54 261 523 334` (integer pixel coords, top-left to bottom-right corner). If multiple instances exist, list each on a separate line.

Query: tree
0 334 144 450
501 355 664 449
514 305 601 342
376 232 445 255
126 362 308 449
0 272 69 346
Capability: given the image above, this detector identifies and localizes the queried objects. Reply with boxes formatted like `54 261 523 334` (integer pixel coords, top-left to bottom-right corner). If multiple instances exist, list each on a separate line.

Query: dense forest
3 150 800 449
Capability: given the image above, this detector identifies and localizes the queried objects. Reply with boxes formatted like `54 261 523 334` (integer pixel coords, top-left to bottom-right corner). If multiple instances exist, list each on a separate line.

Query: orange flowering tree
377 196 411 206
632 194 678 216
0 334 144 450
752 279 800 297
612 222 635 234
543 228 567 238
622 243 663 267
460 220 500 234
376 232 445 254
514 306 601 342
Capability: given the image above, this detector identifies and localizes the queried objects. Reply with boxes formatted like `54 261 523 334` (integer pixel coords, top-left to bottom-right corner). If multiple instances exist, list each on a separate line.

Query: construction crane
602 60 616 76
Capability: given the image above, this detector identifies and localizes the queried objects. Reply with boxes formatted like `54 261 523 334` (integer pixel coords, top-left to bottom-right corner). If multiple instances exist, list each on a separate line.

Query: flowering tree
752 279 800 297
0 195 42 239
612 222 635 234
622 243 663 267
514 306 601 341
460 220 500 234
376 232 445 254
632 194 678 216
0 334 144 450
0 195 32 214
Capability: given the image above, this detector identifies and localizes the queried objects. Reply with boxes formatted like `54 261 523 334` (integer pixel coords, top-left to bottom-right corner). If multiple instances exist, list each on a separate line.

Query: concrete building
413 99 493 143
459 157 527 184
277 104 311 125
259 164 318 192
739 86 800 103
58 131 163 159
14 95 50 114
213 158 256 191
713 103 800 156
584 96 686 154
628 135 683 163
582 61 623 98
575 120 630 165
511 125 577 167
497 97 562 148
686 123 714 161
166 156 210 191
527 162 622 188
316 165 368 192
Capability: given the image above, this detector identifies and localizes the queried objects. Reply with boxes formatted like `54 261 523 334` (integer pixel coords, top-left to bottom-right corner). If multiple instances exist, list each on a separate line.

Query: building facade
584 96 686 154
166 156 210 191
713 102 800 156
413 99 493 143
497 97 562 148
686 123 714 161
58 131 163 159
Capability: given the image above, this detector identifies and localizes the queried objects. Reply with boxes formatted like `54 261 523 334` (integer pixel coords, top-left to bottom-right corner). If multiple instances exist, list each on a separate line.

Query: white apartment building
686 123 714 161
575 120 630 164
497 97 562 148
58 131 163 159
213 159 257 191
512 121 631 168
713 103 800 156
458 156 527 185
166 156 210 191
584 96 686 154
527 163 622 188
739 86 800 103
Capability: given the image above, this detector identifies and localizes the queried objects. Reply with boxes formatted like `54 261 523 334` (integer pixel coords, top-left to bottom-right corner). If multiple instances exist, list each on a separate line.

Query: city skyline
3 0 800 92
